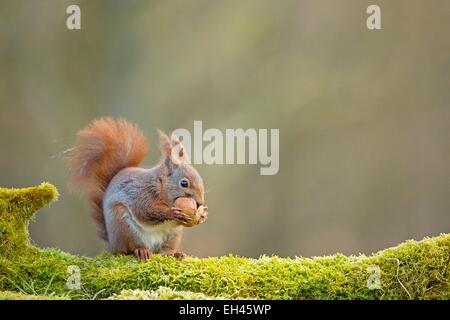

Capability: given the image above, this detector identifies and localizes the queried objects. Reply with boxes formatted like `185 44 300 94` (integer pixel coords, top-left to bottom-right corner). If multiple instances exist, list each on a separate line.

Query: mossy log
0 183 449 300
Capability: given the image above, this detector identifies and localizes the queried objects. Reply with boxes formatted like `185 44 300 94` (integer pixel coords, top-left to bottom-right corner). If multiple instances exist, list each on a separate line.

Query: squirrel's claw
170 207 184 215
133 248 153 260
170 251 187 260
170 207 194 224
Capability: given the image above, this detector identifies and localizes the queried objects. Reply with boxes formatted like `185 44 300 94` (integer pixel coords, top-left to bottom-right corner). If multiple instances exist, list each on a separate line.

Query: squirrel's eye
179 178 189 188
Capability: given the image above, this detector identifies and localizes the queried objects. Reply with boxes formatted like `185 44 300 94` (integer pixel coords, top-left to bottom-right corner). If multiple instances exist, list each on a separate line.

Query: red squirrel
68 118 208 260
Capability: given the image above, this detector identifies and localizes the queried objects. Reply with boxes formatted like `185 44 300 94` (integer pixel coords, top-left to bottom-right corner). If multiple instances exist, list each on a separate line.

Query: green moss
107 287 232 300
0 182 58 258
0 290 69 300
0 183 449 300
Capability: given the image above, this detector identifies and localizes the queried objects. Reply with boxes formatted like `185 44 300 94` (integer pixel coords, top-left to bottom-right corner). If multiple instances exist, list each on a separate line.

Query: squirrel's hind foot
133 248 153 260
169 251 187 260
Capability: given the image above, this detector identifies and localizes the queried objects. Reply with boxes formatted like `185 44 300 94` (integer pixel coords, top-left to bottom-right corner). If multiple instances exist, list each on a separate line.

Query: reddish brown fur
108 203 135 253
68 118 148 240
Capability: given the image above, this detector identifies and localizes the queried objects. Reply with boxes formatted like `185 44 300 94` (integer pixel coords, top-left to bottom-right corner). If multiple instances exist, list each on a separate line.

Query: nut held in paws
174 197 197 216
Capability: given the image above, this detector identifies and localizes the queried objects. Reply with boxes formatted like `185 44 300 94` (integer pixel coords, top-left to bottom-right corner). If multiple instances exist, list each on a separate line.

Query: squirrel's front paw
197 206 208 224
170 207 196 226
133 248 153 260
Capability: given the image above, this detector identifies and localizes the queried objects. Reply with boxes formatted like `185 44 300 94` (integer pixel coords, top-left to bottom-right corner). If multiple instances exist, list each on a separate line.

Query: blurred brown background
0 0 449 258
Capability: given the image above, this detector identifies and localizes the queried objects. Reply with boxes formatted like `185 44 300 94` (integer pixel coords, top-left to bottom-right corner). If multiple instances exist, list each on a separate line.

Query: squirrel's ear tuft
158 130 190 167
158 129 172 157
169 134 189 165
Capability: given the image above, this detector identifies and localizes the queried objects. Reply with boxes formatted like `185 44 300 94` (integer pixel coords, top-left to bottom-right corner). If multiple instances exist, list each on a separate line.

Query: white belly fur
139 220 179 251
124 206 179 252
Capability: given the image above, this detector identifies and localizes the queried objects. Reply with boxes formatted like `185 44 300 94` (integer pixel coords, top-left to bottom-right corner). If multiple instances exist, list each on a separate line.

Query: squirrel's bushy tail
68 117 148 240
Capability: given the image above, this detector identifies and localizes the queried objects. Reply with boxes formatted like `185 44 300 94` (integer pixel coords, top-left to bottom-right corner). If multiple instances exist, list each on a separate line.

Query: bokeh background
0 0 449 258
